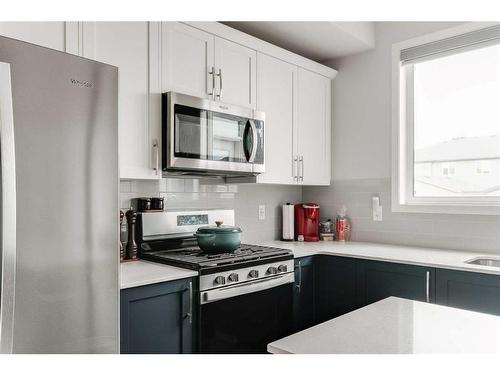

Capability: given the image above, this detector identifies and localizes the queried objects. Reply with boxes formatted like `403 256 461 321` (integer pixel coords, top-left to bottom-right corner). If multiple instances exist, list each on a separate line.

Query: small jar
137 198 151 212
319 219 334 234
150 197 164 211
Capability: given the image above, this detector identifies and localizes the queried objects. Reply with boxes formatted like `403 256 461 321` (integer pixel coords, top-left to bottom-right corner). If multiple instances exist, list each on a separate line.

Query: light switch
258 205 266 220
372 196 383 221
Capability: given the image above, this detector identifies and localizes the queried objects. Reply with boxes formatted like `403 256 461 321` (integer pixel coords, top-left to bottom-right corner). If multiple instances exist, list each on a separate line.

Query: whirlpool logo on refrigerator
70 78 93 88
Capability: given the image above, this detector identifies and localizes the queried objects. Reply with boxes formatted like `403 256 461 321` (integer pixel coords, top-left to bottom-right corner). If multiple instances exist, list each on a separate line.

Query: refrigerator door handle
0 62 17 354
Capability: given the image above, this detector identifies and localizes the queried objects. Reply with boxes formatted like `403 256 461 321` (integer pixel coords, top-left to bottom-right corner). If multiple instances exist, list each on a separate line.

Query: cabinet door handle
152 141 159 175
298 155 304 182
208 66 215 97
425 271 430 303
216 68 223 99
186 281 193 324
296 260 302 293
293 156 298 181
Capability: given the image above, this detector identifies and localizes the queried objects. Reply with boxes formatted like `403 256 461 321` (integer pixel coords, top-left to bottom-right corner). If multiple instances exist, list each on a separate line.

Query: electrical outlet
372 196 383 221
258 205 266 220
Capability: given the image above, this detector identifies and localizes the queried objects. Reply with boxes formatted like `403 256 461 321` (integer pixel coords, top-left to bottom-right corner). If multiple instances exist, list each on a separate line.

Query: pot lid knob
215 220 223 227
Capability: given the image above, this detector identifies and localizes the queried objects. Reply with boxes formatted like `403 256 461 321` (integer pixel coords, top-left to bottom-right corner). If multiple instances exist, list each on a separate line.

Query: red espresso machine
294 203 320 242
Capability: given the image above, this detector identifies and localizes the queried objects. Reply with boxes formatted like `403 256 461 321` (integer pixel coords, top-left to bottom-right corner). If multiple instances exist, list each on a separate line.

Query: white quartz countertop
120 240 500 288
257 240 500 276
268 296 500 354
120 260 198 289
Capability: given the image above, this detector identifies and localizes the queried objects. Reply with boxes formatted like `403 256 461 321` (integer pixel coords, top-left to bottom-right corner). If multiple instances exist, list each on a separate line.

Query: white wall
303 22 500 254
331 22 466 180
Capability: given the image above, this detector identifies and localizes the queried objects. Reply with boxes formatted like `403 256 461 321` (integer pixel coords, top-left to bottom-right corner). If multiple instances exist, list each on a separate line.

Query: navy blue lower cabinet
436 269 500 316
293 257 316 332
120 277 195 354
356 259 435 306
315 255 358 323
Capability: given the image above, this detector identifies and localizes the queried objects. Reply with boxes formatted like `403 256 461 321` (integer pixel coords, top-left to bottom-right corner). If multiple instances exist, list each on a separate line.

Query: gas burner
140 243 293 275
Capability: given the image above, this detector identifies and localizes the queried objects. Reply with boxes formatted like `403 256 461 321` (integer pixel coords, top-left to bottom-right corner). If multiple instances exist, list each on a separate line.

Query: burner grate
144 244 291 270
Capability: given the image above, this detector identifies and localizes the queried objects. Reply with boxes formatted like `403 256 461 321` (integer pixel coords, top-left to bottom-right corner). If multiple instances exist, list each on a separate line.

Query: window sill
391 201 500 216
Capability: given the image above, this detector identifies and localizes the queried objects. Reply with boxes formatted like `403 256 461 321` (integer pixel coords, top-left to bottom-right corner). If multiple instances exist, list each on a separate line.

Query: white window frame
391 22 500 215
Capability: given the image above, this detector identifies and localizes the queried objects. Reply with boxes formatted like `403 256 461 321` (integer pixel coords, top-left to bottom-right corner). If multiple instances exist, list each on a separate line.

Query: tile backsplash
121 177 500 253
303 178 500 254
120 178 302 243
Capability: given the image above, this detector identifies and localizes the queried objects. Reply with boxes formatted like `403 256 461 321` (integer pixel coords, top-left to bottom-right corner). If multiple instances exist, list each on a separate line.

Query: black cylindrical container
150 197 164 211
137 198 151 212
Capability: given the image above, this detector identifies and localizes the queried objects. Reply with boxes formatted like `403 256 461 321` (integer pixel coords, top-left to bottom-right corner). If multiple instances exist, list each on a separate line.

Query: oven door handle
201 272 294 304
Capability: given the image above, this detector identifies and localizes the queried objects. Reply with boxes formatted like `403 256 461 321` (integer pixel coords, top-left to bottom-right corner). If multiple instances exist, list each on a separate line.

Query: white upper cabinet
160 23 257 108
0 22 73 52
296 67 331 185
162 22 214 99
81 22 159 179
256 59 332 186
256 53 296 184
1 22 335 184
214 37 256 108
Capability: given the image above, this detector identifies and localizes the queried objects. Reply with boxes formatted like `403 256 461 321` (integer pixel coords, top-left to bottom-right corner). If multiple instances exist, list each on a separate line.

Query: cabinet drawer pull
208 66 215 97
298 155 304 182
425 271 430 303
293 156 298 181
296 260 302 293
152 141 159 175
187 281 193 324
216 68 223 99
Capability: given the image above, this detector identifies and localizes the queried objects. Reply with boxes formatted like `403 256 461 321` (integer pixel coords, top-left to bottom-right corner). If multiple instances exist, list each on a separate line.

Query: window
393 24 500 214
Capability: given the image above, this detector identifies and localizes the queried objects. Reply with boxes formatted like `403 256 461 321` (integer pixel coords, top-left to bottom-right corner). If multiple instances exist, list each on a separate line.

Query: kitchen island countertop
268 296 500 354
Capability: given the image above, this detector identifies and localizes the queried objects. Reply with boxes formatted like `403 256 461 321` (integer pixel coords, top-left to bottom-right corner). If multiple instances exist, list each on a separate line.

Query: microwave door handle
248 119 258 163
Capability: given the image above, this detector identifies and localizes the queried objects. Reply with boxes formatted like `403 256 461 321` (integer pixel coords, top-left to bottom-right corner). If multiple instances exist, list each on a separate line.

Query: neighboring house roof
415 135 500 163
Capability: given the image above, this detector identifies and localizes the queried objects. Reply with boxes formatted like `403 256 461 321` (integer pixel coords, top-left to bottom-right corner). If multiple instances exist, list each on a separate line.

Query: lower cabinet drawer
356 259 435 306
436 268 500 316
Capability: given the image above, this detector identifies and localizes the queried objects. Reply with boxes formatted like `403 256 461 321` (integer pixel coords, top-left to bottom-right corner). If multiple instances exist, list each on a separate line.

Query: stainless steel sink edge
465 257 500 268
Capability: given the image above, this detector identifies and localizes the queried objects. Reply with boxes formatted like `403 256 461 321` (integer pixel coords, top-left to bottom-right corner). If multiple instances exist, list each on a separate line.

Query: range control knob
248 270 259 279
214 276 226 286
228 273 239 283
278 265 288 273
267 266 278 275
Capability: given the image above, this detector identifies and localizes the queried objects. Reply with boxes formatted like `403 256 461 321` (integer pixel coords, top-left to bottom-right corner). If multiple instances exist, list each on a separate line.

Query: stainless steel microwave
162 92 265 177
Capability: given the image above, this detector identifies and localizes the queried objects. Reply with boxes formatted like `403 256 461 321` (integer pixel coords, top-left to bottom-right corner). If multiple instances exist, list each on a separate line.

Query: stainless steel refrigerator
0 36 118 353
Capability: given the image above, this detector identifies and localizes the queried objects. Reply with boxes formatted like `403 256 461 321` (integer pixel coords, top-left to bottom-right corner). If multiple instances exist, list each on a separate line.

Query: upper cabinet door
84 22 158 179
0 22 70 52
214 37 256 108
256 53 296 184
162 22 214 99
296 68 331 185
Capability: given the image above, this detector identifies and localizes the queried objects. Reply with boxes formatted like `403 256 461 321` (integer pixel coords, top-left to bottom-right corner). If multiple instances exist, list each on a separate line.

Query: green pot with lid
194 220 242 253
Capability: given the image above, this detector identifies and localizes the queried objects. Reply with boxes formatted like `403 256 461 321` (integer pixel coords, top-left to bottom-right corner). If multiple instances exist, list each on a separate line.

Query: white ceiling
222 22 375 63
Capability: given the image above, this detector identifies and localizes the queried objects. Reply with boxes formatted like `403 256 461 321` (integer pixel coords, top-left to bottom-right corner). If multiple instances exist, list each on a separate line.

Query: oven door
163 92 264 175
199 273 294 354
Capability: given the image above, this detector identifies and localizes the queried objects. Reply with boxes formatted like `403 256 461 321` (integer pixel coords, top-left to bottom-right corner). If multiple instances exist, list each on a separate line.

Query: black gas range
136 210 295 353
